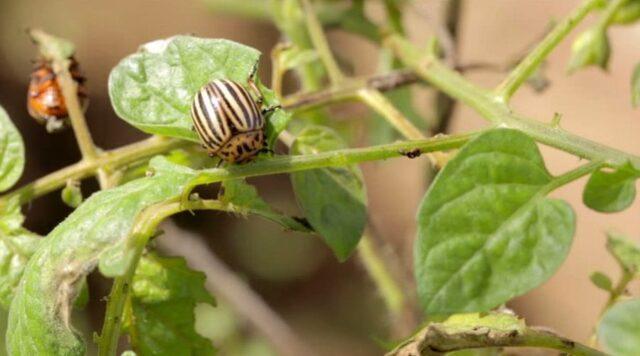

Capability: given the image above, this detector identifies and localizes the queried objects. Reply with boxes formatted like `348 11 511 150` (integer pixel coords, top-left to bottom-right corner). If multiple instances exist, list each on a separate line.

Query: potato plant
1 0 640 355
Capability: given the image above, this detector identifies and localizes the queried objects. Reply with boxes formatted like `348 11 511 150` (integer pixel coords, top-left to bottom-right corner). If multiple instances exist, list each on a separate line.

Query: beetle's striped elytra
190 67 278 164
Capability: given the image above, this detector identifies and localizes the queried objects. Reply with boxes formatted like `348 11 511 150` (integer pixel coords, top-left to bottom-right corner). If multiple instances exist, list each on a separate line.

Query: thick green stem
596 0 630 30
0 136 188 207
98 199 231 356
494 0 603 102
184 133 474 198
387 35 640 168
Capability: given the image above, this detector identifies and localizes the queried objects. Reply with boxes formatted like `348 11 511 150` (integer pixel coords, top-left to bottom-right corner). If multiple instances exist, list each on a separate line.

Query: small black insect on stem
399 148 422 159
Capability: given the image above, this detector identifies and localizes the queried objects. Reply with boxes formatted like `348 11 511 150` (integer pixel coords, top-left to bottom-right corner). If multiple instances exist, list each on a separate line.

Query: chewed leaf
0 106 25 192
290 126 367 261
6 157 199 355
0 227 41 309
125 253 215 355
583 162 640 213
416 129 574 314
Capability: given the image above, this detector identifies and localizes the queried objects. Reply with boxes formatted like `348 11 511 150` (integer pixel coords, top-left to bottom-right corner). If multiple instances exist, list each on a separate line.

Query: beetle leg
261 104 281 117
247 61 264 106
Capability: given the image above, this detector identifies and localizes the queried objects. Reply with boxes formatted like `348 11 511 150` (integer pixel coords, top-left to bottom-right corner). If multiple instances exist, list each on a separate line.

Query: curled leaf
583 162 640 213
567 28 610 73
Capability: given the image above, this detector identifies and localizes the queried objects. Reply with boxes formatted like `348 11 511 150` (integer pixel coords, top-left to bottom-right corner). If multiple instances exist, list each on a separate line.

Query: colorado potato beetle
27 57 88 132
190 64 279 163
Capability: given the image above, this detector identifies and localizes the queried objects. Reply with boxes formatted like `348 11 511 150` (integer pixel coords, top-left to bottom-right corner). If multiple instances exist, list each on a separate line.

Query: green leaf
612 0 640 25
290 126 367 261
109 35 285 145
590 271 613 292
0 106 25 192
125 253 215 355
61 180 83 208
0 227 41 310
607 232 640 274
598 298 640 356
567 28 610 73
6 157 200 355
440 312 525 334
416 129 575 314
583 162 640 212
632 62 640 107
220 179 312 232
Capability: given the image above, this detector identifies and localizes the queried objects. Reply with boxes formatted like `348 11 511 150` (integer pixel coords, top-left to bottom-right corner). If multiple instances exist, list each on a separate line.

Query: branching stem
494 0 603 102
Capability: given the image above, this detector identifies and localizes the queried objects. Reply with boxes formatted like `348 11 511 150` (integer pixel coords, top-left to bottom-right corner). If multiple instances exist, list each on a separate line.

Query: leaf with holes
6 157 200 355
0 227 41 310
109 36 287 146
583 162 640 213
415 129 575 314
291 126 367 261
124 253 215 355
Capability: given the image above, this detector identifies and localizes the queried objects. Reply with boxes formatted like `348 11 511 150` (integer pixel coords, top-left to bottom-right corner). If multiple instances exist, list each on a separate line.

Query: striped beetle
190 63 279 164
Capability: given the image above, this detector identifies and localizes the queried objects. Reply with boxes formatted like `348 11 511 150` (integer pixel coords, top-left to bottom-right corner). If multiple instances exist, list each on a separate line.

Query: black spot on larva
400 148 422 159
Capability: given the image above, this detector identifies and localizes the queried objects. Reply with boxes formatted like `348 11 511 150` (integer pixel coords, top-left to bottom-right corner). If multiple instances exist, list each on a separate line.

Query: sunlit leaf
29 29 75 60
416 129 574 314
583 162 640 212
109 36 287 146
598 298 640 356
290 126 367 261
0 227 41 310
125 253 215 355
0 106 25 192
567 28 610 73
388 312 525 355
7 157 200 355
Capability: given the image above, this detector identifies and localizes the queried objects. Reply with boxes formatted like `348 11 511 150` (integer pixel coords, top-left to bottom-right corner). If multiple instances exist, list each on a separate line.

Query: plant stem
358 88 449 168
186 133 474 195
0 136 188 206
300 0 344 84
282 69 419 111
589 267 634 346
97 198 234 356
540 160 603 195
494 0 602 102
388 325 606 356
29 29 111 188
387 35 640 168
357 233 405 315
596 0 630 30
